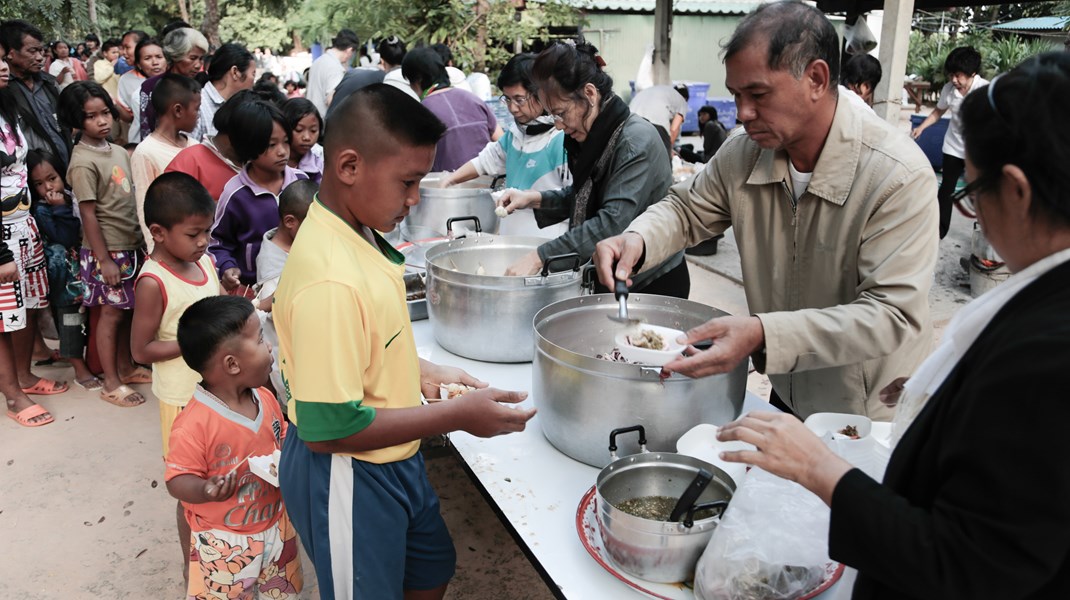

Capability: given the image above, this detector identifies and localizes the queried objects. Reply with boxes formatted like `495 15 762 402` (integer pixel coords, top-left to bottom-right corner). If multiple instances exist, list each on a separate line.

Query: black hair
961 51 1070 228
101 38 121 53
430 43 453 66
213 88 256 134
283 98 323 137
151 73 202 116
332 29 360 51
722 1 841 90
230 100 288 162
324 83 446 158
25 150 67 203
85 33 100 44
57 81 119 130
673 83 690 101
279 179 317 219
497 52 537 93
144 172 215 228
178 295 256 374
49 39 70 59
944 46 982 77
0 20 45 52
159 21 191 40
134 38 163 72
698 105 718 120
377 36 407 67
122 30 149 46
257 71 278 85
842 54 882 89
532 40 614 100
402 47 449 92
253 80 287 106
207 42 254 84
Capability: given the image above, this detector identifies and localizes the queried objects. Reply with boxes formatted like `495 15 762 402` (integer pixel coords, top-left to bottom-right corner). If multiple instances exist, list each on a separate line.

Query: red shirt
165 143 240 202
165 386 287 534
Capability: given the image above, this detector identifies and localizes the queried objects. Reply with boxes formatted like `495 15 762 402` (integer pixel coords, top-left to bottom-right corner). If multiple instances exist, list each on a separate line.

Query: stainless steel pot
406 173 499 237
424 233 585 363
533 294 747 467
596 426 735 583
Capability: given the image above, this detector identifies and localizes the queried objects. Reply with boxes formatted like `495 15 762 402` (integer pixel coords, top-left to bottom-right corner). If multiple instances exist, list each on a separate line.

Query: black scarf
563 93 630 224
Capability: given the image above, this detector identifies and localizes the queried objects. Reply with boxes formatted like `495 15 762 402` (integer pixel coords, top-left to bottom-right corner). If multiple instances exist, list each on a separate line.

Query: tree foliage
907 29 1056 86
219 1 291 51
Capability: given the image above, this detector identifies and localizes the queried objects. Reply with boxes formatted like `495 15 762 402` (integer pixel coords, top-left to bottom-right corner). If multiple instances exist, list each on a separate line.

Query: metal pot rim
425 235 585 288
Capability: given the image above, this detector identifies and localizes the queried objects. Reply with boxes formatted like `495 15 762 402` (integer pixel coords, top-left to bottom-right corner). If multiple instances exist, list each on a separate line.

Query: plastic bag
634 44 654 93
694 467 829 600
844 16 877 56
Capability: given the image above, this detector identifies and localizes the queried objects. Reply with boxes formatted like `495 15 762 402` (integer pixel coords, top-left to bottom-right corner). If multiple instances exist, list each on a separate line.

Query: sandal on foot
75 376 104 391
33 349 66 366
100 384 145 407
120 367 152 385
21 378 69 395
6 404 55 427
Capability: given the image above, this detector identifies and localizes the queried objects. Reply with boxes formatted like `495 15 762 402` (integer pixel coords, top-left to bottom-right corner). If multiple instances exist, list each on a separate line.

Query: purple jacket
209 166 307 284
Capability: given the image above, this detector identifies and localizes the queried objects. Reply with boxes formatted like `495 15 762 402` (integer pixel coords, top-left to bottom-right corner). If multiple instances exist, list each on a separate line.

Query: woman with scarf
716 52 1070 598
496 41 688 297
402 47 501 173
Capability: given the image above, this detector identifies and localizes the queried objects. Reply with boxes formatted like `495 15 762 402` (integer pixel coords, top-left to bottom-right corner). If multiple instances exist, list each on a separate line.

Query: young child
26 150 100 390
58 81 149 408
210 100 307 293
274 84 535 597
131 74 201 247
254 179 315 400
166 295 303 599
282 99 323 183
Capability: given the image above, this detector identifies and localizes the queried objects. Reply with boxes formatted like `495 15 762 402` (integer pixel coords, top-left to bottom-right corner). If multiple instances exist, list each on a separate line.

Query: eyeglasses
949 174 996 206
499 94 531 107
547 103 573 123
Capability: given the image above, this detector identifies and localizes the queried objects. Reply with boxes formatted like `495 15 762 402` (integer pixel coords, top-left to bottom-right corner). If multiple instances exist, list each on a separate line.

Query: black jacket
8 72 70 169
829 258 1070 599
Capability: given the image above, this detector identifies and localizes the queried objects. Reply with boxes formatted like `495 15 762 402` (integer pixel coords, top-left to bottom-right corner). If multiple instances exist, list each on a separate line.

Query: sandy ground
2 111 978 599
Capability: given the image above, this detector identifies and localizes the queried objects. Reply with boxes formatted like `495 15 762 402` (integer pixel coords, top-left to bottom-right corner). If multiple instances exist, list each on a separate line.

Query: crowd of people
3 1 1070 598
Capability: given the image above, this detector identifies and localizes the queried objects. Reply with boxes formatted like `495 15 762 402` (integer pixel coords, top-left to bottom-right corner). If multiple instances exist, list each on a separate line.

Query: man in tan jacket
595 1 939 420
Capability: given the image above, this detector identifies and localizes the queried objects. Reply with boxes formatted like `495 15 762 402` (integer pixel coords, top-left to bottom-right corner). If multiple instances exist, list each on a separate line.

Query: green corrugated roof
991 16 1070 31
557 0 761 15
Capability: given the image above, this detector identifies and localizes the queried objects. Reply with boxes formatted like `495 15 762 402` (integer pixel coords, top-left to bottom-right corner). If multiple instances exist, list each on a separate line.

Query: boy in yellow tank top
130 172 220 578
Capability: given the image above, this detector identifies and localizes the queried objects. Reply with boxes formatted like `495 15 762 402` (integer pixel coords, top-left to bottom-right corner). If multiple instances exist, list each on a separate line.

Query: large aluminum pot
425 234 584 362
533 294 747 467
597 426 736 583
406 173 499 237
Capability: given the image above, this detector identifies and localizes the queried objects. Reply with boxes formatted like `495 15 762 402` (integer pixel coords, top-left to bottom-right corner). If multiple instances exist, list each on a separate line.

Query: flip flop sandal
33 349 66 366
21 378 70 395
99 384 145 408
75 376 104 391
6 403 55 427
120 367 153 385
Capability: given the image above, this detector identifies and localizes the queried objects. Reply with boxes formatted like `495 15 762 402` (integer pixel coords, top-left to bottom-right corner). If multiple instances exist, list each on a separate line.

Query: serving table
412 321 856 599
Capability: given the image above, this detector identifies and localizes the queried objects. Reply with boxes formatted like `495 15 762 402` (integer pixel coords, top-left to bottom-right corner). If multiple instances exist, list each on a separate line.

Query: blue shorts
279 434 455 600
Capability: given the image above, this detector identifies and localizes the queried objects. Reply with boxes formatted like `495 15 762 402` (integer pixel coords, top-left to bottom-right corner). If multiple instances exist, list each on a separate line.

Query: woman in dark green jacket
497 41 688 298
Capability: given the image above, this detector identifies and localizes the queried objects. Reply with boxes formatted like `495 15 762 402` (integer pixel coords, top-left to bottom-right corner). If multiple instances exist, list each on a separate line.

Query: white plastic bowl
614 324 687 366
804 412 873 441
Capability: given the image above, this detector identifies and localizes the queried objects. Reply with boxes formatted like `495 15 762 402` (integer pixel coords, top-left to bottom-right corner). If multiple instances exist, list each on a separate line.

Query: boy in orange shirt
165 295 302 599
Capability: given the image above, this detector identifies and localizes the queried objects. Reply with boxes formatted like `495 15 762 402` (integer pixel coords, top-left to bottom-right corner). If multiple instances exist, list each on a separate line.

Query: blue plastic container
704 97 738 131
910 113 949 171
680 82 711 134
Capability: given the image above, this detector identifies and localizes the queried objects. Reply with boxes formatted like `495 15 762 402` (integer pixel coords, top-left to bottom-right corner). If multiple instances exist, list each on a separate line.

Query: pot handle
682 500 729 528
608 425 647 461
581 264 597 293
446 216 482 238
541 253 581 277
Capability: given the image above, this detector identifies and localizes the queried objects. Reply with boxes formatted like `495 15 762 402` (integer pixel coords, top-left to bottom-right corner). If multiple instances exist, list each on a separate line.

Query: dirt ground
2 112 977 599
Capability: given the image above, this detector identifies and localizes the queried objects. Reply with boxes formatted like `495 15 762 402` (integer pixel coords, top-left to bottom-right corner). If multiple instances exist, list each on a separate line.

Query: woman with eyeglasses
441 52 570 237
494 41 688 295
715 52 1070 599
402 47 502 173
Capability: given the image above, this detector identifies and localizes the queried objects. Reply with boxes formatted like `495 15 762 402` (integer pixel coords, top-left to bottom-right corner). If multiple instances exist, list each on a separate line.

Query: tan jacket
628 96 939 419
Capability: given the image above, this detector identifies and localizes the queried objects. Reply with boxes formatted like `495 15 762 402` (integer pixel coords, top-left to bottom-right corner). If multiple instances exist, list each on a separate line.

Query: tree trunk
87 0 101 38
474 0 490 72
292 31 305 54
202 0 222 48
177 0 190 25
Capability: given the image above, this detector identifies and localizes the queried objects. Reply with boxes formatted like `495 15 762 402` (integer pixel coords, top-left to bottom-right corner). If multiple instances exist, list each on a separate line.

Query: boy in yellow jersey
130 172 220 576
273 84 536 600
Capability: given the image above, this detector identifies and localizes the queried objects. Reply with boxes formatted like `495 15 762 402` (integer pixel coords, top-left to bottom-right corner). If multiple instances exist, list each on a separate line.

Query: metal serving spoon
608 279 644 326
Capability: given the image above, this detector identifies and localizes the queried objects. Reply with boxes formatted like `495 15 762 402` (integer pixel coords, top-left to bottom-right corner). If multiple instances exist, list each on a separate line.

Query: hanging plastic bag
693 467 830 600
844 16 878 56
634 43 654 94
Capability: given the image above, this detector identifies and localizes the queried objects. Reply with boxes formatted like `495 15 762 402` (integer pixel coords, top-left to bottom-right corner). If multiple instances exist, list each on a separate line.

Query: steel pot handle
540 253 581 277
581 264 597 293
682 500 729 528
608 425 647 461
446 216 482 238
